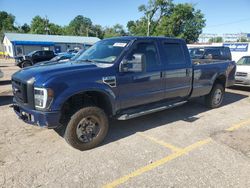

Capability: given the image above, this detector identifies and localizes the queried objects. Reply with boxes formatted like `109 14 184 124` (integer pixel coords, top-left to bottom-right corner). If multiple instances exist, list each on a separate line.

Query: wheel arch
59 89 115 125
213 74 226 88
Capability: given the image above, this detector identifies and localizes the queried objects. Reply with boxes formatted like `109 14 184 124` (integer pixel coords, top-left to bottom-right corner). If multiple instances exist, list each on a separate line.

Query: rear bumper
13 101 61 129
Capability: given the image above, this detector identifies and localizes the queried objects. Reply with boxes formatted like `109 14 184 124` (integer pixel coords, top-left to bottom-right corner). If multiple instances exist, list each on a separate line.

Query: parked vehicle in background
0 69 3 79
35 52 75 66
223 43 250 62
12 37 236 150
235 56 250 86
67 49 79 55
70 49 86 61
50 52 75 62
189 46 232 64
15 50 55 68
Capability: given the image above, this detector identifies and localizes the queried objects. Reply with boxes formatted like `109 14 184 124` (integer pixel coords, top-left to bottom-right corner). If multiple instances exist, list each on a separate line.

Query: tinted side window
33 51 42 56
45 51 53 56
163 43 186 65
245 57 250 65
224 48 231 60
128 42 160 71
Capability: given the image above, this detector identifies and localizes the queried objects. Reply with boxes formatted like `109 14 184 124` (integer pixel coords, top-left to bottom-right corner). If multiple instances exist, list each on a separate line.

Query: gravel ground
0 59 250 188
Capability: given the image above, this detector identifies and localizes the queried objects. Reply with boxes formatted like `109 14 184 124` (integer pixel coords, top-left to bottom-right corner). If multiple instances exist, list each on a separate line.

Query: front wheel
205 83 225 108
22 61 32 68
64 106 109 151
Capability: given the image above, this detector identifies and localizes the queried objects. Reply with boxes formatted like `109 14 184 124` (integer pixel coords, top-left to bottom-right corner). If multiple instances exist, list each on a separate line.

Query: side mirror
120 53 145 72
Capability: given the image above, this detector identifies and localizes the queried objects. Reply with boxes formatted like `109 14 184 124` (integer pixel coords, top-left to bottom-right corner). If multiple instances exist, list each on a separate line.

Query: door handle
186 69 192 76
160 72 163 78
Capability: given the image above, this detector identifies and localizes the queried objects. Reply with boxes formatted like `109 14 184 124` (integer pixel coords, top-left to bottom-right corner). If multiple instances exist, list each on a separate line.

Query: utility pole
44 16 50 35
147 13 151 36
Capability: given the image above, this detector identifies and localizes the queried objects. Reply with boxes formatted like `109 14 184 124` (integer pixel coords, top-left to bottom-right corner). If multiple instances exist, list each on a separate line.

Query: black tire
22 61 32 68
205 83 225 108
64 106 109 151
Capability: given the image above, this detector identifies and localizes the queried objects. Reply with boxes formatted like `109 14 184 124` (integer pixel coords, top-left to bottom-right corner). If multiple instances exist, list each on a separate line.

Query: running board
117 101 187 120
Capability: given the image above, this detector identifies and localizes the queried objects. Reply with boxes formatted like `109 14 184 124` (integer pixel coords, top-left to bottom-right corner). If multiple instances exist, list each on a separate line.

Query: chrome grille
12 78 28 103
236 72 247 77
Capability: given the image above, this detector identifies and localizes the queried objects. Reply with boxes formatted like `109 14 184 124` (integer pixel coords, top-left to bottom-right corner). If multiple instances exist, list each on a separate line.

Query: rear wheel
64 106 109 150
22 61 32 68
205 83 225 108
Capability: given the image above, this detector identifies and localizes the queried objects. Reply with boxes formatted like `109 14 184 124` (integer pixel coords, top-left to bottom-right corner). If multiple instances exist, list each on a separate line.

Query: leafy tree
156 3 206 43
127 0 206 43
30 16 47 34
0 11 17 40
103 24 126 38
30 16 64 35
66 15 92 36
127 19 148 36
138 0 174 35
19 23 30 33
49 23 64 35
208 37 223 43
91 24 104 39
237 37 248 42
0 11 16 31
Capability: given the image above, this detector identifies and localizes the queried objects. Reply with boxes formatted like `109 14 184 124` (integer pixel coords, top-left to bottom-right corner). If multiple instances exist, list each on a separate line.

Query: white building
199 33 250 43
3 33 100 57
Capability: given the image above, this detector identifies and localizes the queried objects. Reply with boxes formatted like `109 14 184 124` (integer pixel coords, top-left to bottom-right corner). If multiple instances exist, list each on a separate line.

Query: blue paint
12 41 55 46
11 37 236 128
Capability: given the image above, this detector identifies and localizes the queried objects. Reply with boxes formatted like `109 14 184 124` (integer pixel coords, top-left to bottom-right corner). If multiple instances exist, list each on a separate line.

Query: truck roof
104 36 186 43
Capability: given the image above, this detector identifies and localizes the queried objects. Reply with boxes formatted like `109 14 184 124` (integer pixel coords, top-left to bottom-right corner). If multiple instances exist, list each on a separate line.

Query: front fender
51 82 117 113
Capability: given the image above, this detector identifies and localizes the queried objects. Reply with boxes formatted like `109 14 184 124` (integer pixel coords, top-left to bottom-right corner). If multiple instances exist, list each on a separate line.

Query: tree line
0 0 206 43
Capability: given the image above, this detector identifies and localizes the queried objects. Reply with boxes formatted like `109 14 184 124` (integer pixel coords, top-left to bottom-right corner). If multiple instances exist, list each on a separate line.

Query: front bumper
13 101 61 129
0 70 3 79
235 76 250 86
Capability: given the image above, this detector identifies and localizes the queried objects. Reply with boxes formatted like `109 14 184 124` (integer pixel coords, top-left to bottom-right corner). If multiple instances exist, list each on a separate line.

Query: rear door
117 40 165 109
160 40 192 99
43 51 54 61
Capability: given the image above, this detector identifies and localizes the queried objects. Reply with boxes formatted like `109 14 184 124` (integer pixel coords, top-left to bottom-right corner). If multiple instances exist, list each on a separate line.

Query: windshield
77 39 130 64
237 57 250 65
27 51 37 56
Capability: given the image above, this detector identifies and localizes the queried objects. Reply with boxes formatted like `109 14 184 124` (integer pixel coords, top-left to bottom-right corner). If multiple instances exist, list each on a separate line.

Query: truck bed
191 60 236 98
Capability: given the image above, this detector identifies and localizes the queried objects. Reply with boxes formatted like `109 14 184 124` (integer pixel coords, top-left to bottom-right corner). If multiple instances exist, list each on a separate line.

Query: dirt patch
212 129 250 158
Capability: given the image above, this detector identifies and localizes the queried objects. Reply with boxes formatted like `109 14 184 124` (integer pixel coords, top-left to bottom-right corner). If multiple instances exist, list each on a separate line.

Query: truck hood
12 60 112 83
236 65 250 73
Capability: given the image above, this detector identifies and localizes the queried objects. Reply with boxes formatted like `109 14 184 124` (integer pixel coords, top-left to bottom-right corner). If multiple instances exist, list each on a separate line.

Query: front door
117 40 165 110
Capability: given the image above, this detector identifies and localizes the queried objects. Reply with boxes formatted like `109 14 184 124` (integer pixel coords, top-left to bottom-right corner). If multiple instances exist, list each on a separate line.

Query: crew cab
15 50 55 68
11 37 236 150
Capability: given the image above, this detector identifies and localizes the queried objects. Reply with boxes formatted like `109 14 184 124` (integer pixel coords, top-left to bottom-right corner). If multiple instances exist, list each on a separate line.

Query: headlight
34 87 54 110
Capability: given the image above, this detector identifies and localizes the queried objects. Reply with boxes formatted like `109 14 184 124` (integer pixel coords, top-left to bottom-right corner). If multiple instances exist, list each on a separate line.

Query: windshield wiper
80 59 95 62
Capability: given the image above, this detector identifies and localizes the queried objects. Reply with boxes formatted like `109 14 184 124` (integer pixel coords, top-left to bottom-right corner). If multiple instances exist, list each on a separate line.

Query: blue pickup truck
11 37 236 150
